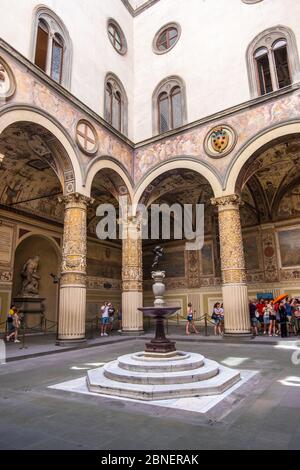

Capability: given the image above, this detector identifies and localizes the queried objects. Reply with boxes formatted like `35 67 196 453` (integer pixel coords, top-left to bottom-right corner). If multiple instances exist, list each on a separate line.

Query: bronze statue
20 256 41 297
152 246 164 270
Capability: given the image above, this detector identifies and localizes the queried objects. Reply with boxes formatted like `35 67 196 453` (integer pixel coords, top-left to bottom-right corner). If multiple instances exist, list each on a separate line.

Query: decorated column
57 193 91 344
122 216 144 334
211 195 251 336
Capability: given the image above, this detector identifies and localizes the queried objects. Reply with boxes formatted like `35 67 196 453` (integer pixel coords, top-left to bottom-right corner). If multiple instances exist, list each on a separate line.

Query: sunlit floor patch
49 370 258 415
221 357 249 367
70 362 106 370
279 376 300 387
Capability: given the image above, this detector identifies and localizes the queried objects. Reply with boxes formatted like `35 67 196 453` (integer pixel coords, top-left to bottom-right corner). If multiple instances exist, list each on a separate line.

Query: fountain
87 247 241 401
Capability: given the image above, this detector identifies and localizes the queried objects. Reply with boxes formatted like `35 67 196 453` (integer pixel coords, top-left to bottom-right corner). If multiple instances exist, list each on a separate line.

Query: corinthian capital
211 194 243 208
58 193 94 209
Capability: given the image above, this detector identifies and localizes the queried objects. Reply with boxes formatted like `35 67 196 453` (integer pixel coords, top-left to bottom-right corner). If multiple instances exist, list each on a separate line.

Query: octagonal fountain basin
138 307 179 318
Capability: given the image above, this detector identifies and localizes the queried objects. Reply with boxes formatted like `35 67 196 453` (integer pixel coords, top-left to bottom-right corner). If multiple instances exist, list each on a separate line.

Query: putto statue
20 256 41 297
152 246 164 270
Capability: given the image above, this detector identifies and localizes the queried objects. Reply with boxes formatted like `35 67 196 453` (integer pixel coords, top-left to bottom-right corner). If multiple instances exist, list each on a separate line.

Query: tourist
262 301 271 335
249 300 258 337
185 303 199 335
117 306 122 333
100 302 110 337
107 303 115 333
285 298 293 335
212 302 223 336
279 301 288 338
256 298 265 334
294 299 300 335
265 301 277 337
6 306 21 343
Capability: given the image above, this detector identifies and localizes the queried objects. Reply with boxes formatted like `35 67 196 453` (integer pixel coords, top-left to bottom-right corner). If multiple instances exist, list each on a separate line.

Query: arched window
153 77 186 135
104 74 128 135
32 7 72 88
247 26 300 97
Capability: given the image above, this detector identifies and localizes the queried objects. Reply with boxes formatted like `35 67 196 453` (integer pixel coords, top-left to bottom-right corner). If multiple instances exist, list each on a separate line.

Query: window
32 7 72 88
247 26 299 97
107 20 127 55
104 74 128 135
153 77 186 135
153 23 181 54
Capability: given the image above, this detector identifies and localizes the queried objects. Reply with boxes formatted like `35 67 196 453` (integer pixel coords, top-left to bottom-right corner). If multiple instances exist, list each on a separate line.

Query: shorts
263 317 270 325
7 323 15 333
101 317 109 325
251 318 258 326
118 315 122 321
214 318 221 325
270 315 276 321
187 315 193 322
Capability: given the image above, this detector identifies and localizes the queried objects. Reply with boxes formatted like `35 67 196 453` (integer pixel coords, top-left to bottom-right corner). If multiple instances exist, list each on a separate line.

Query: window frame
107 19 127 56
247 25 300 98
153 22 181 55
153 76 186 136
31 6 72 88
104 73 128 135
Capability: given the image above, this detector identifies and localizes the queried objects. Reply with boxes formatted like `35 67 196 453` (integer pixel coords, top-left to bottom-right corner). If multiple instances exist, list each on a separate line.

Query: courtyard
1 337 300 450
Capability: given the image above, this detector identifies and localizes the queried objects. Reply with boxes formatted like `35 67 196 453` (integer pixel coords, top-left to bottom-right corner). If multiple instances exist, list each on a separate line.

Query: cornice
121 0 160 17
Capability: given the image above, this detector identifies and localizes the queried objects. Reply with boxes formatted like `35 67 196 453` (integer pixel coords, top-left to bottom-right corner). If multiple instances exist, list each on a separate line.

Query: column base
222 283 251 335
121 329 145 336
56 338 87 347
223 332 252 338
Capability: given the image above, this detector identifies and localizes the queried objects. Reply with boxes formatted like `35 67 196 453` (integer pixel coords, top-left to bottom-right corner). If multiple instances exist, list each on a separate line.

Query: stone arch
0 106 85 195
16 231 61 259
225 121 300 195
84 156 134 203
132 158 223 214
12 233 61 323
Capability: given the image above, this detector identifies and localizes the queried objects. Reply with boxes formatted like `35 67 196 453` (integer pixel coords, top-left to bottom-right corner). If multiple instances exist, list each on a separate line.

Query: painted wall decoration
243 234 260 271
0 50 133 176
76 120 99 155
278 228 300 268
201 242 214 276
134 89 300 183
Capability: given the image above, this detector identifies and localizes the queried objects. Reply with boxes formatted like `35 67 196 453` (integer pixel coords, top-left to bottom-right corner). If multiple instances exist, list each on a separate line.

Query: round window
107 20 127 55
154 23 181 54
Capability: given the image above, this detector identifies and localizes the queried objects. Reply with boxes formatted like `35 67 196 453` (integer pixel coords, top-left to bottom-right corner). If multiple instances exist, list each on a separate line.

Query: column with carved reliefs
211 195 251 336
57 193 92 344
121 217 144 334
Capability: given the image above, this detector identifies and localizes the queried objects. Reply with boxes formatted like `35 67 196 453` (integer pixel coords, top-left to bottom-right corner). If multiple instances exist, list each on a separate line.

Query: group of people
249 297 300 338
185 302 225 336
6 305 21 343
99 302 122 337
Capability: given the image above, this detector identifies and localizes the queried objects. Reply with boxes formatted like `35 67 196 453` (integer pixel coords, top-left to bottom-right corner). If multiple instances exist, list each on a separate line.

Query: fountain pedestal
86 264 241 401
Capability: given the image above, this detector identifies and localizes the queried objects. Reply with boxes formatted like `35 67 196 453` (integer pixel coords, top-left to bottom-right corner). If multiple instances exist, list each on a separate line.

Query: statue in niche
152 246 164 270
20 256 41 297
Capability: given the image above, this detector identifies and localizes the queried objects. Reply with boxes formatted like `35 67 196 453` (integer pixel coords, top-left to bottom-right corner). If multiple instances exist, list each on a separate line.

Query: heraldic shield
211 127 229 153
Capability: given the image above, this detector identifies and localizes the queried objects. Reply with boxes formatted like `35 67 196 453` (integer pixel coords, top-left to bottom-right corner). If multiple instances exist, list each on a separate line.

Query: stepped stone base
87 351 241 401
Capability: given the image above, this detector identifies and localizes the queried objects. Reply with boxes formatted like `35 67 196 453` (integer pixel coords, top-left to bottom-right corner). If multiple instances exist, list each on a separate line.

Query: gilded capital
211 194 243 209
58 193 94 210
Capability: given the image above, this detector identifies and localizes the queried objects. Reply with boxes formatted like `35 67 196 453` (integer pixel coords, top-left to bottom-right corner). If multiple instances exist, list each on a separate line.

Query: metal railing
143 313 217 336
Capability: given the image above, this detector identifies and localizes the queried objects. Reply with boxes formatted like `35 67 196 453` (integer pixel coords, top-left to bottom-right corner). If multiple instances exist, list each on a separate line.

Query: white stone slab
49 370 258 415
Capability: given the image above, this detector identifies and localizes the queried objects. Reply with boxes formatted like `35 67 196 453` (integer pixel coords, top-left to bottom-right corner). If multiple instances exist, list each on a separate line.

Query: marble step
87 364 241 401
104 358 219 385
118 352 204 373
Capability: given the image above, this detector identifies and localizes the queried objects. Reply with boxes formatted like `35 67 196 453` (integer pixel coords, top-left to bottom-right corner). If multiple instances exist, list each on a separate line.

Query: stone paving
1 338 300 450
